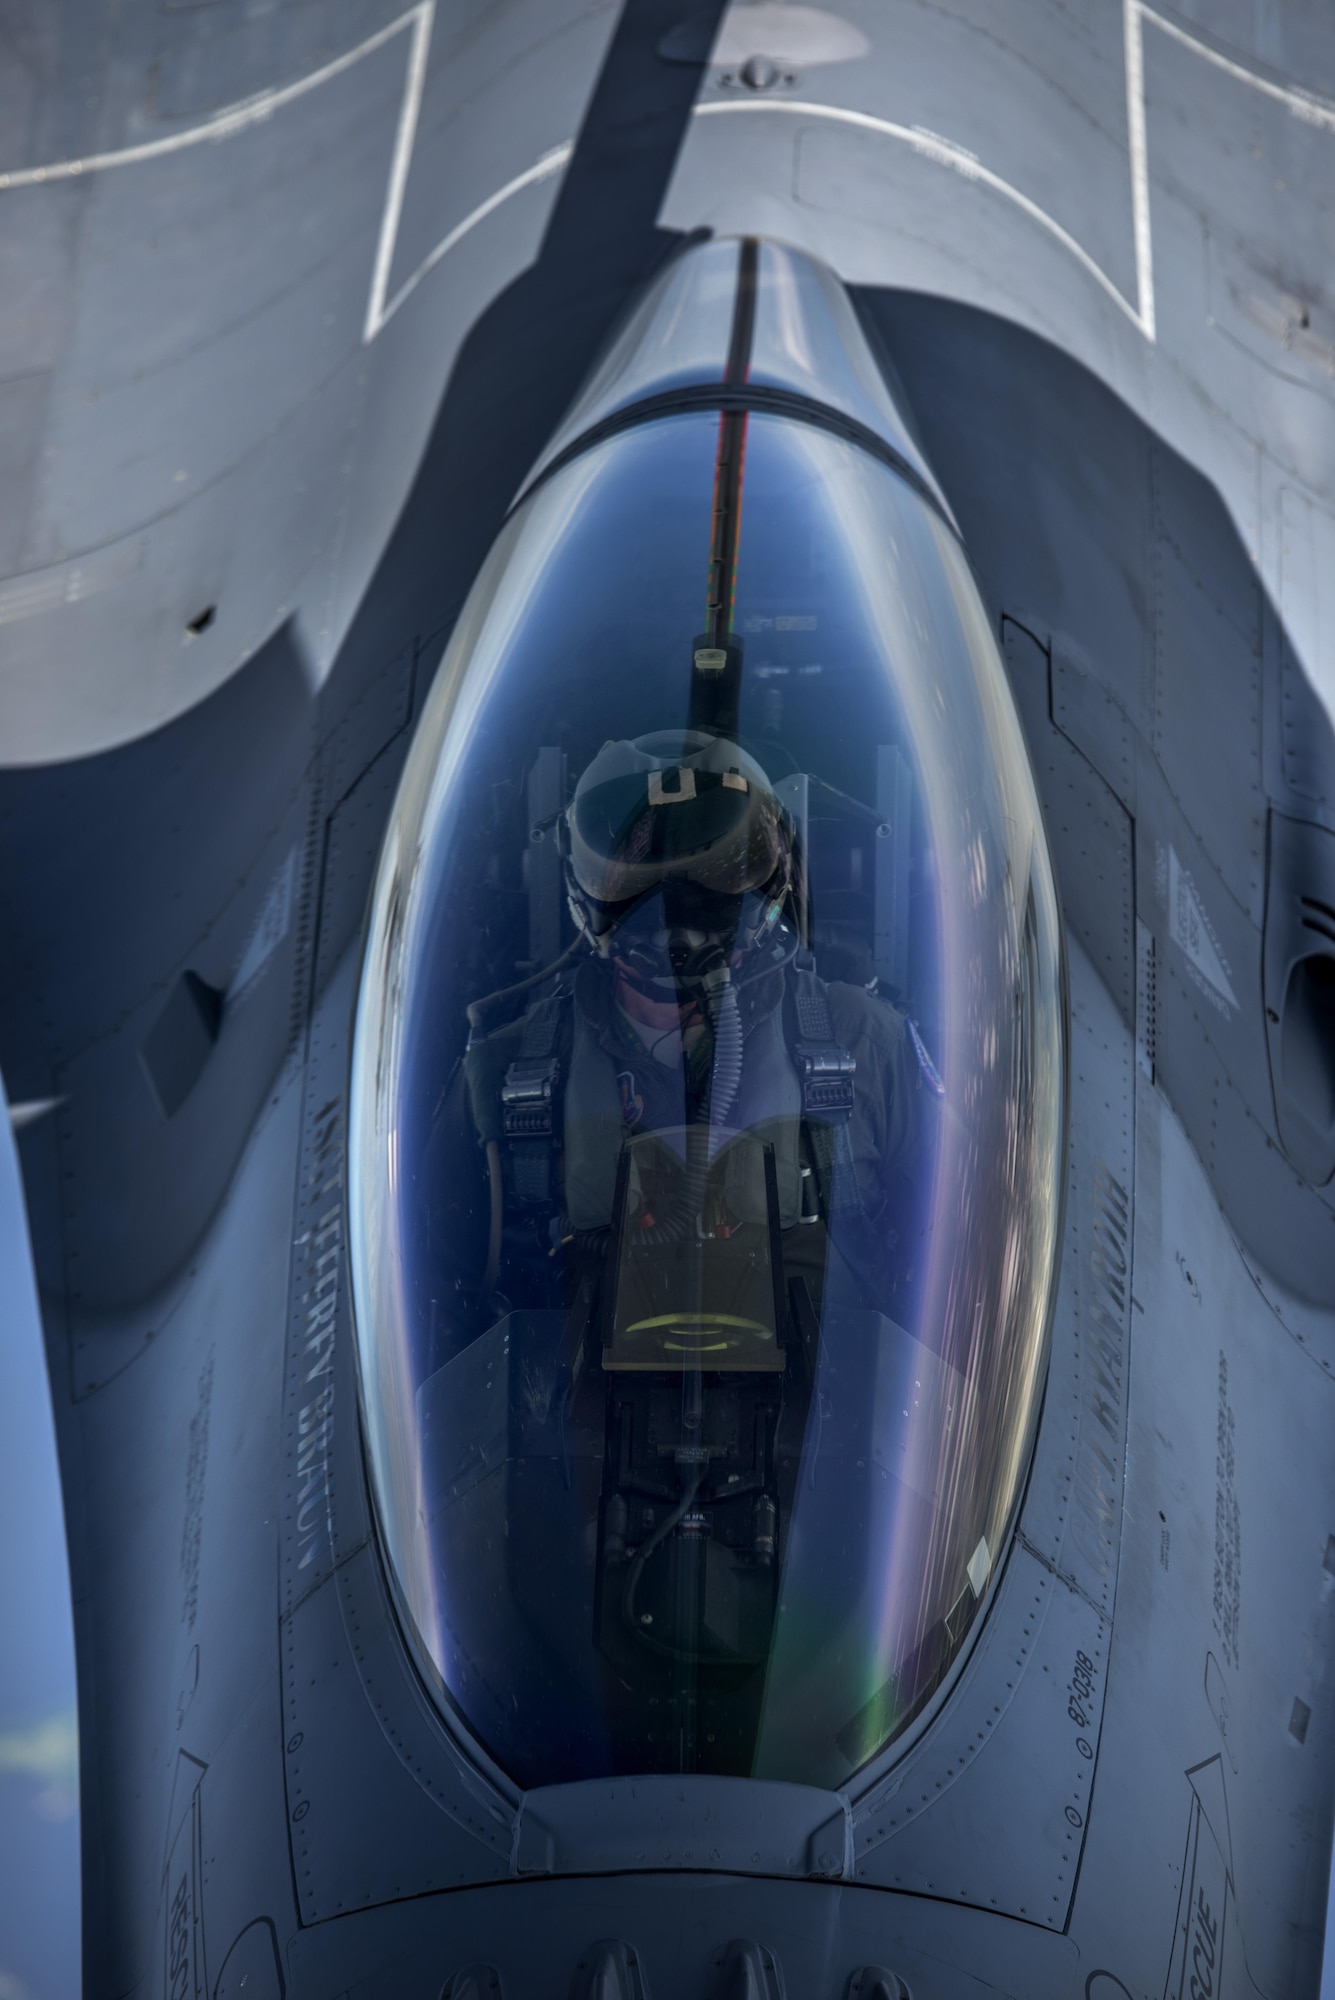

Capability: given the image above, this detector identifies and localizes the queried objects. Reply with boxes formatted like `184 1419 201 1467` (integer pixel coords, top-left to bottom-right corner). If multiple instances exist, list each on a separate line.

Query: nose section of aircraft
348 234 1064 1824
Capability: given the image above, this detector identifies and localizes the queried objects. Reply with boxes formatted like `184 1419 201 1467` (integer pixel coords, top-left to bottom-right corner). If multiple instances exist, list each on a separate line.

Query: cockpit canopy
349 243 1063 1794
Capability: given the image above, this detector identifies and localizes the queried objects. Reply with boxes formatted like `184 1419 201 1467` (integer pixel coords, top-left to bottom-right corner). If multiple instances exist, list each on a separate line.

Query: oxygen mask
608 889 740 1008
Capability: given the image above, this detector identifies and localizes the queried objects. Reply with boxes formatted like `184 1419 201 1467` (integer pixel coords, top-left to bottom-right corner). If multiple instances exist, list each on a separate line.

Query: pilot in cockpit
453 729 926 1363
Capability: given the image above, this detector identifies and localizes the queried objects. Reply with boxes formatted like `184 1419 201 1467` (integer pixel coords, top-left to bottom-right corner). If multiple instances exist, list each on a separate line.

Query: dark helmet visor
567 732 790 932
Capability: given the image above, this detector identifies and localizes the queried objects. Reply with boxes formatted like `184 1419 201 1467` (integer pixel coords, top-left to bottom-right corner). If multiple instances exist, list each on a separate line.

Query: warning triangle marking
1169 848 1238 1011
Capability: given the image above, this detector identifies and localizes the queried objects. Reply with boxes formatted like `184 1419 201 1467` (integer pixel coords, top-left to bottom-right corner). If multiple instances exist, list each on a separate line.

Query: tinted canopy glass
349 409 1063 1791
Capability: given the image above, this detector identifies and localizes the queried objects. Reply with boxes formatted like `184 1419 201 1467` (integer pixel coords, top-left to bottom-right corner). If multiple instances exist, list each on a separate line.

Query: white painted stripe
1142 2 1335 133
1126 4 1335 344
368 142 573 339
1124 0 1156 342
696 25 1335 353
694 98 1146 331
0 0 567 349
363 3 435 341
0 4 432 193
2 0 1321 387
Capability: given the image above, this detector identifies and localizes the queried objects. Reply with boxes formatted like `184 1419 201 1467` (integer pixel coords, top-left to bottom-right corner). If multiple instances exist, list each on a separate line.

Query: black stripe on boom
725 237 759 385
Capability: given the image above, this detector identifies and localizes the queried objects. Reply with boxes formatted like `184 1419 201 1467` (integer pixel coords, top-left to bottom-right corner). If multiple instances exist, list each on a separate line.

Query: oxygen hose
639 970 743 1243
707 973 744 1130
621 1466 706 1642
465 935 586 1038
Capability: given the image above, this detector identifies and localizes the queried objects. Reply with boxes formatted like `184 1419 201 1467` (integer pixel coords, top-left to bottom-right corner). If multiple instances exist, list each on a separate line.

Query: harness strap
790 965 861 1220
502 989 569 1205
501 967 861 1219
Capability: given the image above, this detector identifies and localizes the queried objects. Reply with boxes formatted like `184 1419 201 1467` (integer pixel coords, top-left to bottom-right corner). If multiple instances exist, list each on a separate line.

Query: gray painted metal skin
2 1 1334 1996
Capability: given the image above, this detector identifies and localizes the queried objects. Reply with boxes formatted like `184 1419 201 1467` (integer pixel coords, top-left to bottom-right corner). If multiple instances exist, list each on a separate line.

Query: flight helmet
563 731 797 994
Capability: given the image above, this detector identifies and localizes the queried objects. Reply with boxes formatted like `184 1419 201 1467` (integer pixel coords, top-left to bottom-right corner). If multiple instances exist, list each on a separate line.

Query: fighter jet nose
349 236 1063 1802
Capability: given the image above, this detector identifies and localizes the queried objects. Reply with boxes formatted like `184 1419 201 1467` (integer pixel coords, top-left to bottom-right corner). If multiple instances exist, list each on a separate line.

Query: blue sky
0 1096 79 2000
